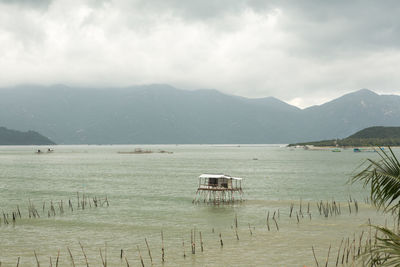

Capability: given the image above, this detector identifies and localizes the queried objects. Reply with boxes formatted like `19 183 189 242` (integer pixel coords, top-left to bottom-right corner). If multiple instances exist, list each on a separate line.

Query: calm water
0 145 392 266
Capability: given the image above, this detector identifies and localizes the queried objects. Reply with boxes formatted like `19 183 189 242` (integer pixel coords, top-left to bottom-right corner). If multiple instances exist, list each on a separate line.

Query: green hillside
289 126 400 147
348 126 400 139
0 127 55 145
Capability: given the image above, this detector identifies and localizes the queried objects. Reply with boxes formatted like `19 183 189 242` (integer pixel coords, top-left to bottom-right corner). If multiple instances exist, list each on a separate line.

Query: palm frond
359 226 400 266
351 147 400 212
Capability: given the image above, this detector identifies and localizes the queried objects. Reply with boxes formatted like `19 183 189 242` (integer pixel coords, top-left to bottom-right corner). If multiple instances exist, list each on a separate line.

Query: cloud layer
0 0 399 107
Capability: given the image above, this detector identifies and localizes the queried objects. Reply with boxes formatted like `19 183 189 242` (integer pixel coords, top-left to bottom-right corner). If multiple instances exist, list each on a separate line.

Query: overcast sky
0 0 399 108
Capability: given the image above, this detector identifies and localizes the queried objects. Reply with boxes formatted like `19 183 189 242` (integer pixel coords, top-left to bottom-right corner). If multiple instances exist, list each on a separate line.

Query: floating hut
194 174 244 204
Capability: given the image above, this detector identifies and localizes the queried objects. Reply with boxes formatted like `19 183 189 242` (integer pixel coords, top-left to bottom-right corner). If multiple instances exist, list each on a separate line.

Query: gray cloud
0 0 52 8
0 0 399 107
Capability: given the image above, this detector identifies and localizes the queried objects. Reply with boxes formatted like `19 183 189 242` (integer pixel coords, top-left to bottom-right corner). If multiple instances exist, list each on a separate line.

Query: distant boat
332 148 341 152
354 147 377 153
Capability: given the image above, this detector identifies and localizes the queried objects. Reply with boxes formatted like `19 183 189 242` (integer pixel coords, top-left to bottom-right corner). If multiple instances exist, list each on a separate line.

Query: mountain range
0 126 55 145
0 85 399 144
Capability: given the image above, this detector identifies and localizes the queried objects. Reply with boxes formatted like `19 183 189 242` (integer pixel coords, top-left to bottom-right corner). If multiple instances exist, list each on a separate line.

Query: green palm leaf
352 147 400 212
351 147 400 265
359 226 400 266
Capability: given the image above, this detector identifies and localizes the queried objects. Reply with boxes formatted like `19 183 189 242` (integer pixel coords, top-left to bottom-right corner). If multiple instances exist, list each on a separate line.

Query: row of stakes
311 218 398 267
312 205 400 267
0 197 374 266
1 192 109 226
1 221 388 267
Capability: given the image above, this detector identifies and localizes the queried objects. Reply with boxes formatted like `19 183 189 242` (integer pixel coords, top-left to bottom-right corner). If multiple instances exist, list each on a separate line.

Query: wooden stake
56 249 60 267
79 242 89 267
34 250 40 267
100 248 105 267
312 246 319 267
182 238 186 258
289 203 294 217
161 230 165 262
199 231 204 252
325 244 331 267
67 247 76 267
145 238 153 263
137 245 145 267
335 238 343 267
273 217 279 231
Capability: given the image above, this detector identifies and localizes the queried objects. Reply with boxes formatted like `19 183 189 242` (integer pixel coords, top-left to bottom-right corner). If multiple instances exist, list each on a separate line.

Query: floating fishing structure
193 174 244 204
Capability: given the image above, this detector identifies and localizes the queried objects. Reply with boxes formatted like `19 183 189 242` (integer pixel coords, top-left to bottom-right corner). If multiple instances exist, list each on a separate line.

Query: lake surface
0 145 392 266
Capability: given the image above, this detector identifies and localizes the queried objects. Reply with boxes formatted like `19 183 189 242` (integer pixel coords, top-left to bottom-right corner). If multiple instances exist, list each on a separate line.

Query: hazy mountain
0 85 399 144
0 126 55 145
300 89 400 142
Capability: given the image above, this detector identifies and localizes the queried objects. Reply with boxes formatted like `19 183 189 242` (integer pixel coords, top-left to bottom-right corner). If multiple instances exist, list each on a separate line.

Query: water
0 145 392 266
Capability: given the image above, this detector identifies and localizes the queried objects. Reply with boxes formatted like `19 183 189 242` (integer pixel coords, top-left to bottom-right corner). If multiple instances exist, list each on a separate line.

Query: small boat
353 148 361 152
332 148 341 152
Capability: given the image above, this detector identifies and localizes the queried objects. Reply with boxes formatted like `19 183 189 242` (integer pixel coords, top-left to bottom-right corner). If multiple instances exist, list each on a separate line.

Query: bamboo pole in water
273 217 279 231
182 238 186 258
191 229 194 254
193 227 196 254
358 231 364 256
335 238 343 267
312 246 319 267
145 238 153 264
79 242 89 267
100 248 105 267
34 251 40 267
161 230 165 262
137 245 145 267
199 231 204 252
325 244 331 267
56 249 60 267
67 247 76 267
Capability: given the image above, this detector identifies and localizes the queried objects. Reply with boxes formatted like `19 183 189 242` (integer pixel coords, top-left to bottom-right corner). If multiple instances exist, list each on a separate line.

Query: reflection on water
0 145 391 266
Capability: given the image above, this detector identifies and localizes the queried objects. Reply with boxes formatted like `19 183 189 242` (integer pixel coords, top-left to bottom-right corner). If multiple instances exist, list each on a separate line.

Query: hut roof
199 174 243 180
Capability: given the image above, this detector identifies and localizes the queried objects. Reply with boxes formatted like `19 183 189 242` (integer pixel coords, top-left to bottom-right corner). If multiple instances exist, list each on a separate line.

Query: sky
0 0 399 108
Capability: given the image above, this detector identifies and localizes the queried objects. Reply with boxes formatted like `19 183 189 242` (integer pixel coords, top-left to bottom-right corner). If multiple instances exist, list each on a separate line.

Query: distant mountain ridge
0 85 399 144
0 126 55 145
